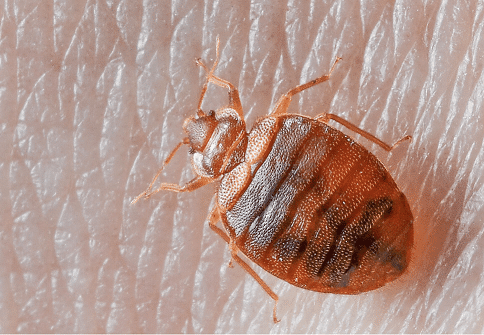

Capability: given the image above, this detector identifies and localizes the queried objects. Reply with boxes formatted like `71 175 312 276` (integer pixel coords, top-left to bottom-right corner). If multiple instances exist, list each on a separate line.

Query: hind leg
207 206 280 323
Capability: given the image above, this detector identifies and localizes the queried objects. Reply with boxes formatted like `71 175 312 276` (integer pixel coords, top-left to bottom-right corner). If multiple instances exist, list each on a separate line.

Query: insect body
132 39 413 323
221 113 413 294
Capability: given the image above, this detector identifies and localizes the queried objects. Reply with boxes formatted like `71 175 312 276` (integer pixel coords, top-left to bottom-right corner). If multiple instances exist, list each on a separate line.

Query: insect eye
183 113 218 152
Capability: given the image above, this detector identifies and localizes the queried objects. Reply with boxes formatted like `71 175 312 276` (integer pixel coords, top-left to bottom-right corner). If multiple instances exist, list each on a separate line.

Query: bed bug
131 38 413 323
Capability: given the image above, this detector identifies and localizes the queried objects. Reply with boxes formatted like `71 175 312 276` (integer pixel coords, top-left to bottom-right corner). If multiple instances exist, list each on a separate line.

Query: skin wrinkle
2 0 484 333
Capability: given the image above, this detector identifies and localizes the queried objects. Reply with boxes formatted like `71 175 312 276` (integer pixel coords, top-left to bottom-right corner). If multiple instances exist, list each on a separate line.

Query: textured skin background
1 0 483 333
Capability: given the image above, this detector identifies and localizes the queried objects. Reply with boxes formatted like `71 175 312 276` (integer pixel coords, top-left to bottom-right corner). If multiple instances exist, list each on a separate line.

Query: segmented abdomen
221 115 413 293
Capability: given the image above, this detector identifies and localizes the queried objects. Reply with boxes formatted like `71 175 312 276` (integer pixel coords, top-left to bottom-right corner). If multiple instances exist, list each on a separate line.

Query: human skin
1 0 484 333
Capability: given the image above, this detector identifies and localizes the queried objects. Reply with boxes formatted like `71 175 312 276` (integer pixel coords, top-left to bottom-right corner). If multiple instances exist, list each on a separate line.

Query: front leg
195 37 244 120
131 175 214 205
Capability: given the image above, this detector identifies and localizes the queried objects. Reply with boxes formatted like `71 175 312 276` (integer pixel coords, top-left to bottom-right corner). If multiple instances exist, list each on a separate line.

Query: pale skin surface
1 0 483 333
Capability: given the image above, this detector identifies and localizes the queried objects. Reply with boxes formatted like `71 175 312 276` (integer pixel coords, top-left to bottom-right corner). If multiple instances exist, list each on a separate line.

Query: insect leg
230 252 280 323
131 175 214 204
270 57 342 115
207 207 280 323
207 206 230 244
316 113 412 151
131 138 214 204
206 207 235 270
195 37 244 120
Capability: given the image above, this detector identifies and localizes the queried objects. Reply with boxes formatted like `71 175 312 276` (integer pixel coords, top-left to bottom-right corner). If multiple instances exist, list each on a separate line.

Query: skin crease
2 0 484 333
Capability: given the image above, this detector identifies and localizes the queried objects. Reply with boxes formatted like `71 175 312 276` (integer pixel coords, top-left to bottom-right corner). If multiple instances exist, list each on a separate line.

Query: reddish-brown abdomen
220 114 413 293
